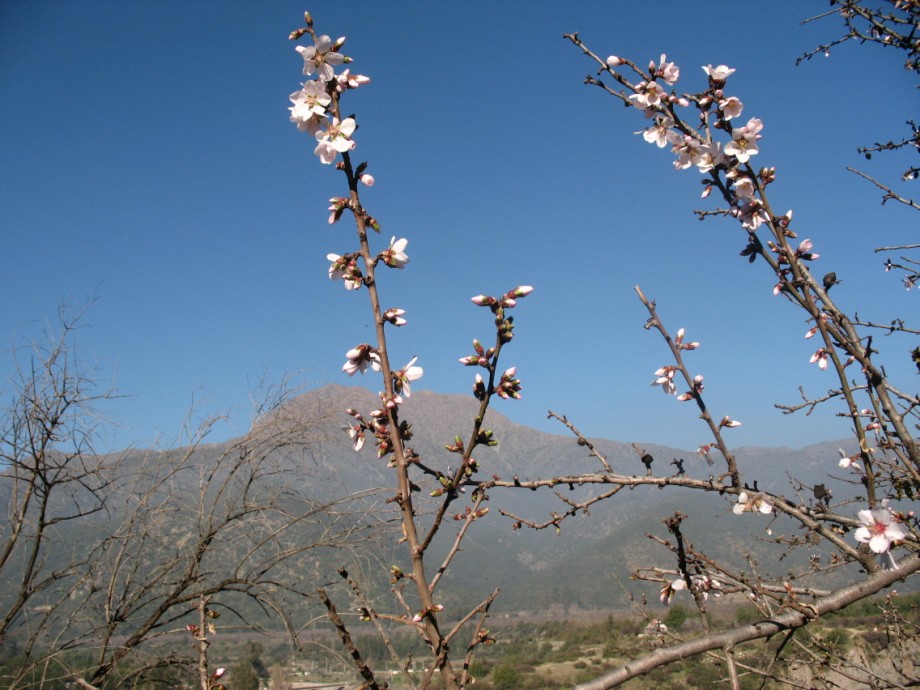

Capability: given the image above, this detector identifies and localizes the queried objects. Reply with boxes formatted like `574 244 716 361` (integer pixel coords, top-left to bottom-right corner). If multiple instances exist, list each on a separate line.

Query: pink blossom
838 448 860 470
296 35 346 82
326 253 363 290
674 327 700 350
629 80 665 108
735 198 769 230
703 64 736 82
719 416 742 428
393 357 423 397
335 68 370 92
732 177 755 199
289 80 331 132
383 307 407 326
660 577 686 605
695 141 727 173
671 135 706 170
640 116 675 148
342 344 380 376
796 239 820 261
495 367 522 400
606 55 624 67
314 117 357 164
810 348 828 370
724 118 762 163
733 491 773 515
347 424 365 451
697 444 714 466
719 96 743 120
677 374 704 401
359 173 375 186
652 54 680 85
854 508 906 554
652 365 677 395
379 237 409 268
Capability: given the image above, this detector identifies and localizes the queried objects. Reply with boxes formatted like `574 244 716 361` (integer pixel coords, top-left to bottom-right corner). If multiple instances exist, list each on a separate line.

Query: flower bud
606 55 624 67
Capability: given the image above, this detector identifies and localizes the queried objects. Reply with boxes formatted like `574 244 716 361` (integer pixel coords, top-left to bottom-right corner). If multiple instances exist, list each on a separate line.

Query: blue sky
1 1 915 453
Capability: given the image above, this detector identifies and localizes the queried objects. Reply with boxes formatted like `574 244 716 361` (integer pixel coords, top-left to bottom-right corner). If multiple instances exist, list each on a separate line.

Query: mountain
0 384 863 633
246 385 863 612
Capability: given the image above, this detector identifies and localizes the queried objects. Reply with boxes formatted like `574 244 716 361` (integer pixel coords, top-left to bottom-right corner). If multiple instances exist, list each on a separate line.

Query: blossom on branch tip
347 424 365 451
342 344 380 376
379 237 409 268
383 308 407 327
810 348 829 370
335 69 370 92
652 365 677 395
703 64 736 83
796 238 820 261
472 373 487 400
838 448 862 470
296 34 345 81
719 96 743 120
393 357 423 397
733 491 773 515
674 328 700 350
501 285 534 308
328 197 350 224
652 54 680 85
854 508 906 554
677 375 704 401
495 367 522 400
719 416 742 428
471 294 497 307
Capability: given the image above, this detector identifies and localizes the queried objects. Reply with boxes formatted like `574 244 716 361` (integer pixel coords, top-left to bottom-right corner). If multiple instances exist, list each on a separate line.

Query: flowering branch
289 12 533 688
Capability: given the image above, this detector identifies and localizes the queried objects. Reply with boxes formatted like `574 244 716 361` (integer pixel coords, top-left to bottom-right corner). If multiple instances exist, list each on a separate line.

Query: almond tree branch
575 555 920 689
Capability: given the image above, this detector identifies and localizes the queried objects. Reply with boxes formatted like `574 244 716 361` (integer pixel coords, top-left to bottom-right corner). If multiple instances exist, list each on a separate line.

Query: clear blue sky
1 1 915 453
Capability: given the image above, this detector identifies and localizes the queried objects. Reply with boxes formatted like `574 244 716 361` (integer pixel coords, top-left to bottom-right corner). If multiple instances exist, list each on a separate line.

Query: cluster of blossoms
611 52 835 299
343 406 414 463
289 28 369 164
660 573 722 605
597 45 914 605
733 490 773 515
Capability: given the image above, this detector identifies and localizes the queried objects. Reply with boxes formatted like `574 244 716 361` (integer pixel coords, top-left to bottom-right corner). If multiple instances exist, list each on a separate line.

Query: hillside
0 383 864 635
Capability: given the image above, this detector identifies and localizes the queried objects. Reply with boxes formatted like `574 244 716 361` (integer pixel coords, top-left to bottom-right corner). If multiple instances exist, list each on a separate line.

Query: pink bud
360 173 375 187
606 55 624 67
